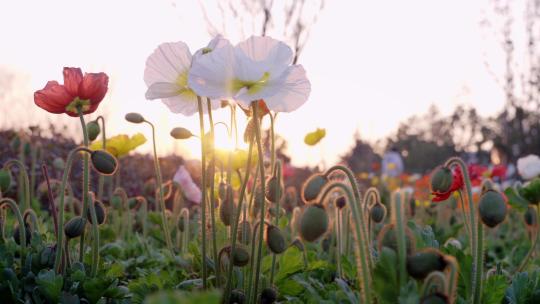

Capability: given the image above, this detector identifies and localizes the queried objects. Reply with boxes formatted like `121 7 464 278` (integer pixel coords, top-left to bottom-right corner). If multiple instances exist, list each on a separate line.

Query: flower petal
145 82 182 100
193 35 232 60
235 36 293 81
189 43 235 99
62 67 83 96
34 81 73 114
258 65 311 112
144 41 192 86
79 72 109 104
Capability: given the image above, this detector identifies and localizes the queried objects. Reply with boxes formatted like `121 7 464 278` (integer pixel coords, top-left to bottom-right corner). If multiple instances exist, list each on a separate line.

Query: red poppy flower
432 166 464 202
34 67 108 117
490 165 507 180
238 99 270 117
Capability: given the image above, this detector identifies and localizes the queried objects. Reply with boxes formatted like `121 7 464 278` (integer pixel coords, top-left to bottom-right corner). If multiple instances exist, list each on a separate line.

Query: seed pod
0 169 12 193
370 203 386 223
406 249 447 280
266 225 286 254
219 188 234 226
377 224 415 255
260 287 277 304
265 176 283 203
125 112 144 124
237 220 252 245
335 196 346 209
230 289 246 304
90 150 118 175
13 223 31 245
231 245 250 267
299 204 329 242
86 120 101 141
420 292 449 304
64 216 86 239
430 166 453 193
478 190 507 228
87 200 107 225
283 187 298 211
524 206 537 227
39 245 56 268
170 127 193 140
301 174 328 202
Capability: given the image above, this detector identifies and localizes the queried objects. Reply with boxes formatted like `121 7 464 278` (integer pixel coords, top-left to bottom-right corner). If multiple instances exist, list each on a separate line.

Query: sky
0 0 510 167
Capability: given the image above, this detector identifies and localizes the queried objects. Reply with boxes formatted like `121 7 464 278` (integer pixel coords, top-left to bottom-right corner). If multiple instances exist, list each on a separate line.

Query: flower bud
266 225 286 254
420 292 449 304
231 245 250 267
230 289 246 304
301 174 328 202
478 190 507 228
13 223 31 246
39 245 56 268
110 195 122 209
370 203 386 223
86 121 101 141
64 216 86 238
87 200 107 225
377 224 415 255
406 249 447 280
219 188 234 226
260 287 277 304
125 112 144 124
335 196 346 209
430 166 453 193
237 220 252 245
520 178 540 205
299 204 329 242
0 169 12 193
524 206 537 227
90 150 118 175
265 176 283 203
170 127 193 140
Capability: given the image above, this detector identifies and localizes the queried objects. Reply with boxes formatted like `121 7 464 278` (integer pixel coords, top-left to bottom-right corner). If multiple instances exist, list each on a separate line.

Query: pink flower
173 165 201 203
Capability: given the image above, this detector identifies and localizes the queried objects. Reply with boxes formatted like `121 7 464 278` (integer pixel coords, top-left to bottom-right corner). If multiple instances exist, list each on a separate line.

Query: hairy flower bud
370 203 386 223
125 112 144 124
237 220 252 245
377 224 415 255
524 206 537 227
170 127 193 140
406 249 447 280
86 120 101 141
430 166 453 193
260 287 277 304
91 150 118 175
219 188 234 226
335 196 346 209
87 200 107 225
13 223 31 246
230 289 246 304
301 174 328 202
0 169 12 193
478 190 507 228
266 225 286 254
265 176 283 203
64 216 86 238
299 204 329 242
39 245 56 268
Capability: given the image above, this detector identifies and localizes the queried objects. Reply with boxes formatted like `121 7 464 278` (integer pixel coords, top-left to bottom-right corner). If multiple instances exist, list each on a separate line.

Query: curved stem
0 198 26 268
23 209 39 233
42 165 59 238
145 120 174 254
206 98 220 286
335 205 343 279
3 159 31 211
516 206 539 273
197 96 208 289
78 109 90 262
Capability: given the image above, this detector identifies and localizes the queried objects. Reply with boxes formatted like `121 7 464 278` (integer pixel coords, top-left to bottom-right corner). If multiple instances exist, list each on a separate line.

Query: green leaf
278 278 304 296
398 280 419 304
276 247 304 282
482 275 507 304
504 187 529 211
373 247 399 304
145 290 221 304
83 276 113 304
36 269 63 303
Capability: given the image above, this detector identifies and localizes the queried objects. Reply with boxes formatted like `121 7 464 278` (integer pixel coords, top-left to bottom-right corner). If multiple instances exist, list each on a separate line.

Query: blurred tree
341 131 380 174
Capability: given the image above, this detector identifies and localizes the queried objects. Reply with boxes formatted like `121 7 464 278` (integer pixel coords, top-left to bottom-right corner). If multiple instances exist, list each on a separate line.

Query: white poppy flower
144 38 226 116
189 36 311 113
517 154 540 180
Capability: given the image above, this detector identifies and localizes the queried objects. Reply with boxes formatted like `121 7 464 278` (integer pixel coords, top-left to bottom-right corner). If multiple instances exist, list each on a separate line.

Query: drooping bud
299 204 329 242
430 166 453 193
260 287 278 304
237 220 252 245
406 249 447 280
301 174 328 202
335 196 346 209
86 120 101 141
219 187 234 226
125 112 145 124
64 216 86 238
420 292 449 304
230 289 246 304
231 245 250 267
170 127 193 140
39 245 56 268
524 206 537 227
370 203 386 223
0 169 12 193
87 200 107 225
478 190 507 228
265 176 283 203
377 224 415 255
90 150 118 175
266 225 286 254
13 223 31 245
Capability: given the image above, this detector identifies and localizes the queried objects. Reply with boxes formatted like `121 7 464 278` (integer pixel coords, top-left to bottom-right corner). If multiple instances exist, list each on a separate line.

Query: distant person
382 147 404 178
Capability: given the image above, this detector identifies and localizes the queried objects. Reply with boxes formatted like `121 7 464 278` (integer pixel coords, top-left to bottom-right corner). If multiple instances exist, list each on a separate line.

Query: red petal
33 81 72 114
79 72 109 104
63 67 83 96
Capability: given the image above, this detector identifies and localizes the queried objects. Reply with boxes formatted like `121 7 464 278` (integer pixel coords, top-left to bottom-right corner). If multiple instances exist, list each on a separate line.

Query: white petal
189 43 235 98
193 35 232 60
144 41 192 86
234 36 293 81
145 82 181 100
159 95 221 116
262 65 311 112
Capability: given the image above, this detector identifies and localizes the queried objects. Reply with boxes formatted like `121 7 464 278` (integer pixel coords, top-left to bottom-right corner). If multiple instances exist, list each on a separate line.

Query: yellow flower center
230 72 270 95
65 97 91 114
176 70 197 100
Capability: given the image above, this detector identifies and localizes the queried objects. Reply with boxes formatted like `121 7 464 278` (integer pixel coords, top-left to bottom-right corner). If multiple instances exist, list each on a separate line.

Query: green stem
197 96 208 289
30 146 39 202
473 222 484 304
0 198 26 268
269 161 282 285
516 206 539 273
78 110 90 262
394 191 407 287
88 193 100 276
206 99 220 286
3 159 31 211
335 205 343 278
146 120 174 254
252 104 267 304
96 116 106 201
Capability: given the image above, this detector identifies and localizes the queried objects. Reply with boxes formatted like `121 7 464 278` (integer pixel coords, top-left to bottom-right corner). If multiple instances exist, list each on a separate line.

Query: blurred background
1 0 539 176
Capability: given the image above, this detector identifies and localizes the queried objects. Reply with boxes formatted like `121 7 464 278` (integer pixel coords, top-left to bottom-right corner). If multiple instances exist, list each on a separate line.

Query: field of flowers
0 35 539 304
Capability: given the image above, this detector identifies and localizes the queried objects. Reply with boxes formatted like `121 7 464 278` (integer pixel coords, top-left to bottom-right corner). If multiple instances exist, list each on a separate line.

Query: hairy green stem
206 99 220 286
197 97 208 289
0 198 26 268
3 159 31 211
78 110 90 262
516 206 539 272
269 161 283 284
88 193 100 276
96 116 107 201
394 191 407 287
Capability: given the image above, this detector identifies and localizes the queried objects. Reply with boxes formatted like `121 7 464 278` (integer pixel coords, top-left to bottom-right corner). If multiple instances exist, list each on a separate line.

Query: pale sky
0 0 510 167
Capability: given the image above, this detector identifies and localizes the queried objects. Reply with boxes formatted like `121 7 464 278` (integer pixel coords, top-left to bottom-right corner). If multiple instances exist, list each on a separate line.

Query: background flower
517 154 540 180
90 133 146 158
304 128 326 146
173 165 201 203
